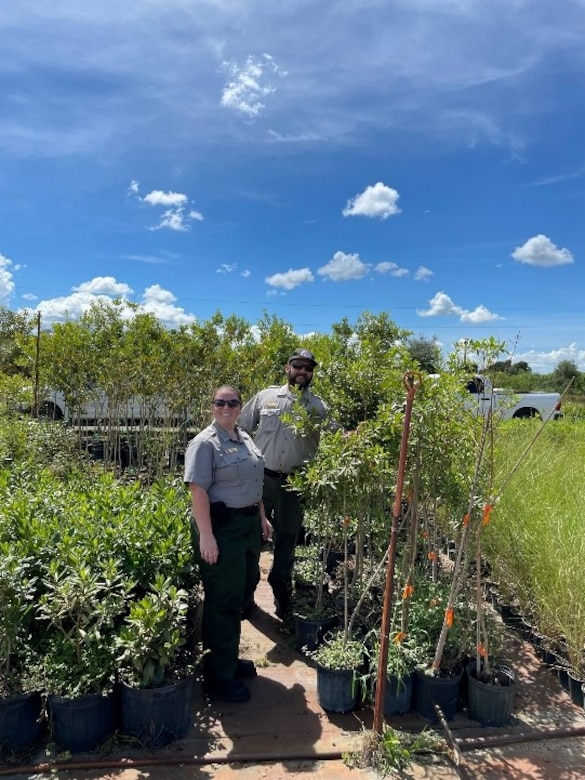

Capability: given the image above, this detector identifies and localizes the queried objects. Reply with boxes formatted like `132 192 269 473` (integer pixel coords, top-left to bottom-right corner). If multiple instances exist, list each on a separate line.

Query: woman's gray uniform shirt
184 421 264 508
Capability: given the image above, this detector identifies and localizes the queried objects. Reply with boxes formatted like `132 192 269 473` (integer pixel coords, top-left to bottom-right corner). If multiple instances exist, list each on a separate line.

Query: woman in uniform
184 385 272 703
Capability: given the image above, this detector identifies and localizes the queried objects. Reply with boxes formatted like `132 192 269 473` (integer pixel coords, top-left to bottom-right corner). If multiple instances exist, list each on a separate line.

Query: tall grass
483 420 585 672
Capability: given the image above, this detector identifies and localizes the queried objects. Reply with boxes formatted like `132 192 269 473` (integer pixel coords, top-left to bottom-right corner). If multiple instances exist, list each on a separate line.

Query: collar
279 382 311 398
212 419 241 442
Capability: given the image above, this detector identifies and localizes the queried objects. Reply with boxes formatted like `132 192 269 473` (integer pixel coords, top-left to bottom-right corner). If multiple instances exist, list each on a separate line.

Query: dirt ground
3 553 585 780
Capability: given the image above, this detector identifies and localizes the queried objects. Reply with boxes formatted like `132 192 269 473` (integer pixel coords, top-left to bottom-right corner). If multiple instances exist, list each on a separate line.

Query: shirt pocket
259 407 281 431
216 449 248 480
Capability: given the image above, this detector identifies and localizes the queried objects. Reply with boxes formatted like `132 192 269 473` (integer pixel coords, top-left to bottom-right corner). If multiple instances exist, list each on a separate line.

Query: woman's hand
261 515 273 541
199 530 219 565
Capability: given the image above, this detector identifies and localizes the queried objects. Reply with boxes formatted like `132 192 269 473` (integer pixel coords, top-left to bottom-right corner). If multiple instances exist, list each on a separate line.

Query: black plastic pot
49 690 119 753
377 672 413 716
87 440 105 461
466 662 516 727
324 550 344 575
567 671 584 707
498 604 523 631
413 666 463 723
294 614 337 653
557 664 570 691
316 665 357 713
0 691 43 754
121 675 195 747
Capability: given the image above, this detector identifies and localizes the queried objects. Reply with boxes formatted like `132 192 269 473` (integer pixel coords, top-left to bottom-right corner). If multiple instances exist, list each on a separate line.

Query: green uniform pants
262 473 304 611
194 510 261 682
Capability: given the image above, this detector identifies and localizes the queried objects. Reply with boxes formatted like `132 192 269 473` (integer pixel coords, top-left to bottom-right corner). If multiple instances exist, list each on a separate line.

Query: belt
227 503 260 516
264 468 290 479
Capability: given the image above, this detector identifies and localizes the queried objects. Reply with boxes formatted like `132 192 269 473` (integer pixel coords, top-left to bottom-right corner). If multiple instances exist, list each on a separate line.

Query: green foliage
0 306 36 377
0 309 583 706
490 359 531 375
293 546 328 590
0 418 87 478
35 558 132 697
289 422 397 623
312 311 412 430
407 576 475 670
0 428 198 696
562 400 585 421
309 629 364 671
0 550 36 694
116 575 191 688
483 420 585 675
405 371 481 520
551 359 580 393
344 726 445 774
406 334 443 373
243 311 298 393
0 372 31 419
368 631 425 680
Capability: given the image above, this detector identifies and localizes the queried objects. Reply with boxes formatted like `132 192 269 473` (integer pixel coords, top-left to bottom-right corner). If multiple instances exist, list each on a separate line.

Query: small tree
551 360 581 394
406 335 443 374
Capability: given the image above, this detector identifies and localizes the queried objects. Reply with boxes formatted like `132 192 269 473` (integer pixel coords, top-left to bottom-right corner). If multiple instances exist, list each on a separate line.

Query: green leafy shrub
309 629 364 671
407 576 475 672
34 558 132 697
344 726 446 774
0 549 37 696
116 575 194 688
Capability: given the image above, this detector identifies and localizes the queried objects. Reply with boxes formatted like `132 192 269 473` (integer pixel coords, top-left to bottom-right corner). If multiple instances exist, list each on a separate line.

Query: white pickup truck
465 376 562 420
34 389 187 426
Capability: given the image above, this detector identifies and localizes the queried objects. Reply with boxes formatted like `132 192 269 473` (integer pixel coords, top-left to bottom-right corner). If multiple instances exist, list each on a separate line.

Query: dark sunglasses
290 361 314 371
212 399 241 408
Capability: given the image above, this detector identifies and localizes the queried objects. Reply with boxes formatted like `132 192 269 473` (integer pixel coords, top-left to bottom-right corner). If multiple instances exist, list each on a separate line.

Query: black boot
203 676 251 703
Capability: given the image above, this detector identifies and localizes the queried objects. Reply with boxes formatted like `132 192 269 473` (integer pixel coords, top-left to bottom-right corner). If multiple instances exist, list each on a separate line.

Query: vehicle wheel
513 408 540 419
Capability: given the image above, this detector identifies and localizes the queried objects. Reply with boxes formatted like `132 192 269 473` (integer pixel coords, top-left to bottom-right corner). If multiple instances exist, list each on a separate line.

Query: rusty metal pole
373 371 421 735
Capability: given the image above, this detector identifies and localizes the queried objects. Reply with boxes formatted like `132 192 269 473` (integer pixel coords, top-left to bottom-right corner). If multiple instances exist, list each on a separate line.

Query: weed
344 725 446 775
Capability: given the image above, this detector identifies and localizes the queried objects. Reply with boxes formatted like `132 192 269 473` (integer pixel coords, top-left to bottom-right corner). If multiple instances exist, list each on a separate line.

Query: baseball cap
288 348 318 367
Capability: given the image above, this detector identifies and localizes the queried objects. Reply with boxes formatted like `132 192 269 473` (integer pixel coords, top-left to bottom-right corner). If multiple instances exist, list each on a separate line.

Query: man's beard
289 374 311 388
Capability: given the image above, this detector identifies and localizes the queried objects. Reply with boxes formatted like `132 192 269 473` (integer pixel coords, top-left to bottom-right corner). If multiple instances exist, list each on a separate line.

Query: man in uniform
238 349 329 620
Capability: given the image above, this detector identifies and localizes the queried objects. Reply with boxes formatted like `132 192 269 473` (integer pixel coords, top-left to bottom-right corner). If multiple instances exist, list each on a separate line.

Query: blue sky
1 1 584 372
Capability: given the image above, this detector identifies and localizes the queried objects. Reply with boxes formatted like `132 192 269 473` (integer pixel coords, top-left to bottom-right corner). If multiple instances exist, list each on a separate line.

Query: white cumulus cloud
265 268 314 290
512 234 574 267
74 277 133 296
0 253 16 303
515 342 585 373
130 182 204 232
143 190 188 208
33 291 126 324
318 251 369 282
414 266 434 281
375 261 409 277
30 278 195 327
342 182 401 220
417 291 502 323
142 284 177 305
